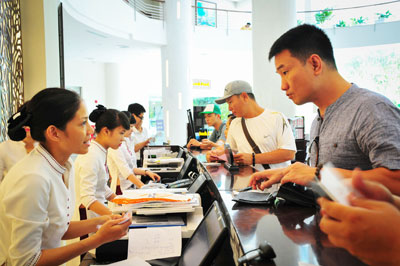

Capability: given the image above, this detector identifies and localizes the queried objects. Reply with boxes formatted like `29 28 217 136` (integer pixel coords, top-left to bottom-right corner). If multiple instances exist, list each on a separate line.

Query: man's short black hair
127 103 146 116
268 24 337 69
247 93 255 100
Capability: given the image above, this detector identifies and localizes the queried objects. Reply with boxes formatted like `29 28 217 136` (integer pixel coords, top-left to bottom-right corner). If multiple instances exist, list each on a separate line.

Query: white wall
64 59 106 114
104 50 162 130
65 50 161 133
191 50 253 99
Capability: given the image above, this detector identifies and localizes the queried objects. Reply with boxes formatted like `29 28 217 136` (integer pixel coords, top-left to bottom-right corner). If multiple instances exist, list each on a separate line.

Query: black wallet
232 191 277 205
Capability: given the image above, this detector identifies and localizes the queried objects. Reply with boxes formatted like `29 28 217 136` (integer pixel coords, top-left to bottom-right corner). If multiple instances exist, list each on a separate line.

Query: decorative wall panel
0 0 24 142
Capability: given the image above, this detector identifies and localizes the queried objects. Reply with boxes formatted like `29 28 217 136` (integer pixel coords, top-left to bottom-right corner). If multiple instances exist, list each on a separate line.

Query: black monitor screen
187 109 196 142
176 155 197 180
178 201 227 266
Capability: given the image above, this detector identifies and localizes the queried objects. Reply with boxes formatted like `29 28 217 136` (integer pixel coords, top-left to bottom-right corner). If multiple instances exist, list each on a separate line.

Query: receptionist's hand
233 153 252 165
280 162 316 186
186 138 201 148
147 171 161 182
94 216 131 244
248 168 285 190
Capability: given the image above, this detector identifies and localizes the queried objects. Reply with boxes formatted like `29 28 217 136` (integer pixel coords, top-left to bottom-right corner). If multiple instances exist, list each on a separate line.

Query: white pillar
161 0 192 145
252 0 296 118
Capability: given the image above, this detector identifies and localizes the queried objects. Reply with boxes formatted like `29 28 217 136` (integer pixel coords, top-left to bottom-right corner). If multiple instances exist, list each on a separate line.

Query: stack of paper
110 191 200 215
130 214 185 228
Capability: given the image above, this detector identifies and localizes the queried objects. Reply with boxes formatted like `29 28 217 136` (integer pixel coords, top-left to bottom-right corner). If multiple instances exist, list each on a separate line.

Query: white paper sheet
128 226 182 260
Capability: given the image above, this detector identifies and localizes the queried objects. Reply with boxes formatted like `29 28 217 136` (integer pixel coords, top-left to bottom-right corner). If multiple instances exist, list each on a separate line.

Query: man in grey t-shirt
250 24 400 195
187 104 226 150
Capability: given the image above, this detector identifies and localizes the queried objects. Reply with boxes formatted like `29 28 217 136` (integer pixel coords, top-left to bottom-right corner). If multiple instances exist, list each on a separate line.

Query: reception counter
86 147 366 266
189 149 366 266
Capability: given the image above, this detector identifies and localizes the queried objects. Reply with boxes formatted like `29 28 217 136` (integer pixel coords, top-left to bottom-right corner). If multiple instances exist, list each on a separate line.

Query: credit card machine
167 179 193 188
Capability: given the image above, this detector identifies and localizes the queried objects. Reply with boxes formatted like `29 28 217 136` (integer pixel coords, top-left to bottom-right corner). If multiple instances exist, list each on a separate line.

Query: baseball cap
200 104 221 115
215 80 253 104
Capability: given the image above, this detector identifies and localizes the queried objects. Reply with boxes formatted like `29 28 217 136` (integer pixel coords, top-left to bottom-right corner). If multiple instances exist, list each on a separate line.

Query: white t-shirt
0 140 31 182
227 109 296 169
132 127 148 159
74 141 113 219
108 138 139 191
0 145 74 266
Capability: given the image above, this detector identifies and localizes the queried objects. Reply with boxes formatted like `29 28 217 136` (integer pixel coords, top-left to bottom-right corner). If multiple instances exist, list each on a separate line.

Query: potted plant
350 16 367 25
315 8 333 25
335 20 346 28
376 10 392 23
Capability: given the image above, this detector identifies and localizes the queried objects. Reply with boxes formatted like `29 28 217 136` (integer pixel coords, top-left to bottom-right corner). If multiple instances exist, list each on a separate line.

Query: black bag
233 182 318 208
275 182 318 208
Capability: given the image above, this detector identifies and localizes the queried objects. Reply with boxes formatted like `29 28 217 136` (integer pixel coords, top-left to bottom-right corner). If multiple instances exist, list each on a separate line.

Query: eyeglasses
137 115 144 120
307 136 319 167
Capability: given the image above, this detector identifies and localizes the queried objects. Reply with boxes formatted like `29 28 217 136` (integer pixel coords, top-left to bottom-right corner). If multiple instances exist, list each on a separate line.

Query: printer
144 157 185 173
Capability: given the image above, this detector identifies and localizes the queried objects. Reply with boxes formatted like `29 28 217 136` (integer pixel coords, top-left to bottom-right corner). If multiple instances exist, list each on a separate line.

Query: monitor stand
224 162 239 172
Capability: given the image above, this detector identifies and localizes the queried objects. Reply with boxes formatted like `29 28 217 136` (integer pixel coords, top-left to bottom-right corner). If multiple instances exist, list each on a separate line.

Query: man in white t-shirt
211 80 296 169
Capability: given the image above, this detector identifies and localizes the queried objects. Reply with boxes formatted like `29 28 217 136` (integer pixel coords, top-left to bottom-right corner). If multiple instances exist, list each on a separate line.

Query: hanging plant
315 8 333 24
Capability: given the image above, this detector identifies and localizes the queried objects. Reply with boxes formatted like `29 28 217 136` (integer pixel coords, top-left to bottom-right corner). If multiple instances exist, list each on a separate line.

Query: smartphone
118 212 132 224
310 162 356 206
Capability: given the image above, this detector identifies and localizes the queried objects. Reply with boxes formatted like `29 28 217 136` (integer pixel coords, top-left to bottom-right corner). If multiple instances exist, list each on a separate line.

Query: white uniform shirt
0 140 29 182
0 145 74 266
74 141 113 218
132 127 148 159
108 138 139 191
227 109 296 169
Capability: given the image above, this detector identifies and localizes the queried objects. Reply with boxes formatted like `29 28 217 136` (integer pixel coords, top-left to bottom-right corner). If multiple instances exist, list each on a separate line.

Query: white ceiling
63 10 159 63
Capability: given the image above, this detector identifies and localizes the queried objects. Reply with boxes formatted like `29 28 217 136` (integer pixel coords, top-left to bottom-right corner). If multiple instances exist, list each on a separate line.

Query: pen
239 186 252 192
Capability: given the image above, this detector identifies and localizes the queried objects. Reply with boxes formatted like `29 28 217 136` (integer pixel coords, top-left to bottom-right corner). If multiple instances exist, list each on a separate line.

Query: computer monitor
178 201 228 266
176 155 198 180
187 109 196 143
188 173 207 194
188 172 217 213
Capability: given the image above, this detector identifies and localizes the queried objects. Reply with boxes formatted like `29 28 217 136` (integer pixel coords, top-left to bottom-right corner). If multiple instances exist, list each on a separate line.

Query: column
21 0 60 100
252 0 296 118
161 0 192 145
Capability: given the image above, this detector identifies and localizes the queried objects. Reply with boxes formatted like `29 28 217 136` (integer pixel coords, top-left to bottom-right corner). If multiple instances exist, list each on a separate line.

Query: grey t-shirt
310 84 400 170
209 122 227 143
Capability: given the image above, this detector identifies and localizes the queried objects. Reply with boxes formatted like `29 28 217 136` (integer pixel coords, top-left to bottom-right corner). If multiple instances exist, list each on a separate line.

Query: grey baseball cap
215 80 253 104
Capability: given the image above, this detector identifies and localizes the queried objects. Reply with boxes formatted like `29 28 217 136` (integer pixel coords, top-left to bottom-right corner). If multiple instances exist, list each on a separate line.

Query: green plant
336 20 346 27
350 16 367 25
376 10 392 19
315 8 333 24
297 19 303 25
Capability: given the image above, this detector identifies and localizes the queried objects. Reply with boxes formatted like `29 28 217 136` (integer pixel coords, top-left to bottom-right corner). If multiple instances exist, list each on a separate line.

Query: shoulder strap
241 118 270 169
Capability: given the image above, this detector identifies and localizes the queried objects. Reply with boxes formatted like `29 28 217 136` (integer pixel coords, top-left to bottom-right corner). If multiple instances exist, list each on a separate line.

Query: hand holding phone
118 212 132 224
311 163 359 206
